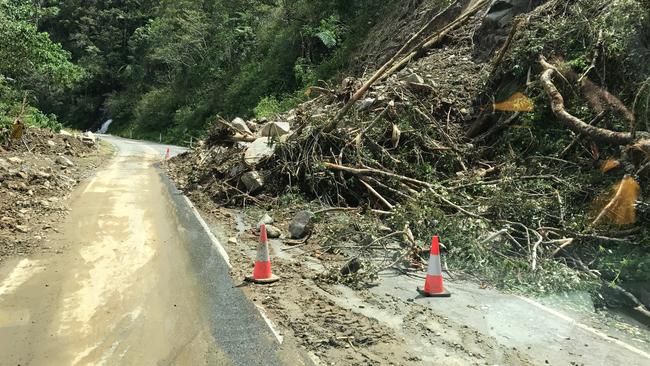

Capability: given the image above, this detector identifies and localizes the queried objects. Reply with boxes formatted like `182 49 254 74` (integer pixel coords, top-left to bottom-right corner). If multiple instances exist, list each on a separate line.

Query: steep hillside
168 0 650 318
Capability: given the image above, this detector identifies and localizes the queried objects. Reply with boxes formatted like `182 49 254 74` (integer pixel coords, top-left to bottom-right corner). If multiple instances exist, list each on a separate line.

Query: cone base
245 274 280 284
417 286 451 298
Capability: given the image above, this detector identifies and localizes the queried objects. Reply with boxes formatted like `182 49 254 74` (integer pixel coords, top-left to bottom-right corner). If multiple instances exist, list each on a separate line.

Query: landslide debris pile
168 0 650 312
0 127 99 259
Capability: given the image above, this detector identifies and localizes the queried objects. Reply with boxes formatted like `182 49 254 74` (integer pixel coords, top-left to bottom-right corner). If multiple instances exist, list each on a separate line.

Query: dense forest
1 0 392 142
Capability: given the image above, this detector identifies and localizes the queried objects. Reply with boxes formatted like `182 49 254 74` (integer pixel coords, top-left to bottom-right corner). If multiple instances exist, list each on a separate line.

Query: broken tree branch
323 162 433 188
359 179 394 210
539 55 650 145
325 0 488 132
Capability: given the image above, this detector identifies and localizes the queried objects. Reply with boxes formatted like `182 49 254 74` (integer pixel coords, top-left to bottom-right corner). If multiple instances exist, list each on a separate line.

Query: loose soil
0 128 113 262
186 190 534 365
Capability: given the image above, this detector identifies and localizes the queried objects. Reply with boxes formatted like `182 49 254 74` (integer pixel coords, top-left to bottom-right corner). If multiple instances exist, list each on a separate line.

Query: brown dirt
187 191 533 365
0 128 113 261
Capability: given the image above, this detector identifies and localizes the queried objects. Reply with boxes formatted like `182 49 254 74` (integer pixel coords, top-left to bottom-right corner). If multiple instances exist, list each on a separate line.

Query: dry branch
539 56 650 146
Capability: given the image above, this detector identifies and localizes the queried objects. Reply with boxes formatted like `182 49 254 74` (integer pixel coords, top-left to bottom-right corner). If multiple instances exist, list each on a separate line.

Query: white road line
516 295 650 360
181 194 286 346
255 304 284 344
182 196 232 269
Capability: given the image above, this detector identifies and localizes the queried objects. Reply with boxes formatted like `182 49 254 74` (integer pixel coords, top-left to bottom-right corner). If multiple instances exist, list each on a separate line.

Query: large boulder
244 137 275 166
231 117 253 136
241 171 264 193
260 122 291 138
288 210 314 239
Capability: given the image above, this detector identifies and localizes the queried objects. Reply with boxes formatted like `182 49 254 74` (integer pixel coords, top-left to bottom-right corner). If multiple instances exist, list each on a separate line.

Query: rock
266 225 282 239
7 157 22 164
47 140 57 147
59 130 73 137
260 122 291 138
36 171 52 179
6 181 28 191
228 163 247 178
241 171 264 193
288 210 314 239
231 117 253 135
257 213 274 230
244 137 275 166
228 237 237 245
15 225 29 233
404 73 424 84
55 156 74 167
340 258 362 275
82 131 96 146
357 98 376 111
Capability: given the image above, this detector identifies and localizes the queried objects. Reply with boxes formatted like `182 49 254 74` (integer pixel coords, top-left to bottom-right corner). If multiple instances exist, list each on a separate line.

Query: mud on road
189 196 535 366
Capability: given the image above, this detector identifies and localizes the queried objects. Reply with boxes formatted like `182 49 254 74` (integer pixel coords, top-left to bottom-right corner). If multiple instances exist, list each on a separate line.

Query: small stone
55 156 74 167
0 158 10 170
36 171 52 179
15 225 29 233
241 171 264 193
357 98 376 111
266 225 282 239
228 237 237 245
288 210 314 239
257 213 274 230
47 140 57 147
404 73 424 84
7 157 22 164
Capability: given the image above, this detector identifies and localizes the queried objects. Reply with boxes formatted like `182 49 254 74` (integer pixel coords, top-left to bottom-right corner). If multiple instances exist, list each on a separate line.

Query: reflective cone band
246 224 279 284
418 235 450 297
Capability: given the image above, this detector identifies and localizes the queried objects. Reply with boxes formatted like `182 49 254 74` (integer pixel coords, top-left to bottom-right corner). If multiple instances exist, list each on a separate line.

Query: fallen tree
539 55 650 148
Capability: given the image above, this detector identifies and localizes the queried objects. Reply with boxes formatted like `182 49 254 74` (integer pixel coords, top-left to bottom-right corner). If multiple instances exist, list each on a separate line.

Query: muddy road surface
0 136 307 366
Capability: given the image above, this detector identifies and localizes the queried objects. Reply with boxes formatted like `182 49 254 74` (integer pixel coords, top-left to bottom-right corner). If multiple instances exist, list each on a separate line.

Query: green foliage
22 0 394 142
254 96 282 119
305 15 346 49
0 0 81 137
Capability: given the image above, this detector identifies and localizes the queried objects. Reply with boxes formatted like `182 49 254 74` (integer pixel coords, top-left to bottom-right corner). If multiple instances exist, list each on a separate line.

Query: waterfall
96 119 113 134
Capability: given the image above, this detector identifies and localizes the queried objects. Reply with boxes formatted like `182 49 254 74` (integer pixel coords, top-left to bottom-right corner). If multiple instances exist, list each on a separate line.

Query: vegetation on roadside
0 0 82 142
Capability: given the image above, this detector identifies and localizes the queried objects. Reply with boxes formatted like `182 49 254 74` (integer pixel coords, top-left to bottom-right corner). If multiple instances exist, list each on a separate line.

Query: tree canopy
0 0 392 141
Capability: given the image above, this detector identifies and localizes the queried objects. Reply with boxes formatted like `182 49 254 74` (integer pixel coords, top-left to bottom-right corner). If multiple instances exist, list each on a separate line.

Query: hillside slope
168 0 650 317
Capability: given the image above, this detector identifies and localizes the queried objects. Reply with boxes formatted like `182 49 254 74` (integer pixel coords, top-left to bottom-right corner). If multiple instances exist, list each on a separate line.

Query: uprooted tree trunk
539 55 650 149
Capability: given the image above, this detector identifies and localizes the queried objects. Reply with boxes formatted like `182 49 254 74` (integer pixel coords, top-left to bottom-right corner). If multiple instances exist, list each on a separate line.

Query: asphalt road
0 135 308 365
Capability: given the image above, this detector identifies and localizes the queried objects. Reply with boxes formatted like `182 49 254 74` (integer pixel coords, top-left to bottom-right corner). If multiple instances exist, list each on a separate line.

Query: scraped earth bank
0 128 111 261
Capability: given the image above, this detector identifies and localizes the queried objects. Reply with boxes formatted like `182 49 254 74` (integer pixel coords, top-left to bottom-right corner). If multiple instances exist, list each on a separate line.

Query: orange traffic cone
164 148 170 160
245 224 280 284
417 235 450 297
